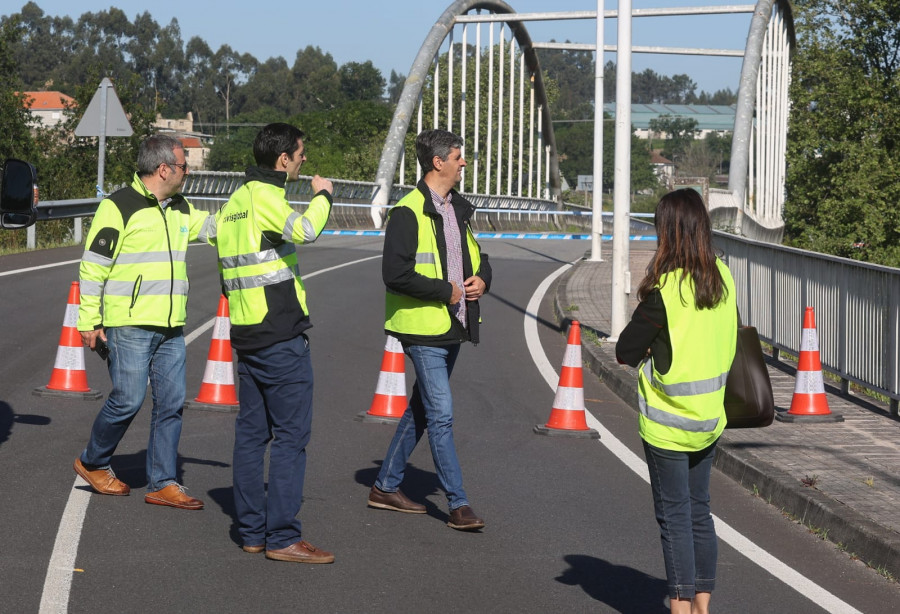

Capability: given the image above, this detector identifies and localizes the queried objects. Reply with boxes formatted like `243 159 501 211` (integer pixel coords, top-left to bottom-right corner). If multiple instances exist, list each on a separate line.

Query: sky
8 0 756 96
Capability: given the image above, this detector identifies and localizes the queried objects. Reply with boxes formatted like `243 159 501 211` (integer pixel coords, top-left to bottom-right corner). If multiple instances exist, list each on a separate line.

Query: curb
553 265 900 579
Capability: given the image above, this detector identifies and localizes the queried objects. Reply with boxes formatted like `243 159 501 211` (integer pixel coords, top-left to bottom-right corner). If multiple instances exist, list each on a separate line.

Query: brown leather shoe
144 483 204 510
367 485 426 514
265 541 334 564
74 458 130 496
242 544 265 554
448 505 485 531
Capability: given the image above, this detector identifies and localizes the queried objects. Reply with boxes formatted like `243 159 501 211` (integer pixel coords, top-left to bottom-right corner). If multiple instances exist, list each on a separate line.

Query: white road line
39 253 381 614
37 478 91 614
0 259 81 277
524 263 861 614
0 243 214 279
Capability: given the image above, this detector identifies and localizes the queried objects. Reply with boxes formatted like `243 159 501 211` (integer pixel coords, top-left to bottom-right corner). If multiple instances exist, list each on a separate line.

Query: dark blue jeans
81 326 186 491
233 334 313 550
643 439 718 600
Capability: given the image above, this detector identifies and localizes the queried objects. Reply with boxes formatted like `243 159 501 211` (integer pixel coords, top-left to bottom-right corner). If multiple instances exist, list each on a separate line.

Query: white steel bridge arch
371 0 561 227
372 1 795 243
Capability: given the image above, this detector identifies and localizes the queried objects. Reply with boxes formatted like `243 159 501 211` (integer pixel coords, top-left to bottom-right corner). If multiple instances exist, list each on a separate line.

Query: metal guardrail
20 181 899 414
716 231 900 415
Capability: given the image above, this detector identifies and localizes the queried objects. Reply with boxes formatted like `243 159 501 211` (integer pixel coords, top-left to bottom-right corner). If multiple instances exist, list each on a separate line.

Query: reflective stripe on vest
638 360 727 433
215 181 308 327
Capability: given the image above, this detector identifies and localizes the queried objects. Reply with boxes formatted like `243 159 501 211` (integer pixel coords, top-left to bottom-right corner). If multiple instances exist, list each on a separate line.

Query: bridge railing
21 183 898 413
23 174 571 235
716 231 900 415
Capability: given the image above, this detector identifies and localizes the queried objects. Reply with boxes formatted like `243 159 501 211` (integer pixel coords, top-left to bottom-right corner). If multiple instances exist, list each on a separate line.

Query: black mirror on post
0 158 39 229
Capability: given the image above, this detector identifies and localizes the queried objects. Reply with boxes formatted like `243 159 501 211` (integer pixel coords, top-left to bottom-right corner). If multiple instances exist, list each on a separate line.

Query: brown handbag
724 323 775 428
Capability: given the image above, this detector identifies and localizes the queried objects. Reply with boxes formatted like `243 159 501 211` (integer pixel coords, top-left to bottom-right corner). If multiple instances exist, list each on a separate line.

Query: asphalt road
1 236 898 613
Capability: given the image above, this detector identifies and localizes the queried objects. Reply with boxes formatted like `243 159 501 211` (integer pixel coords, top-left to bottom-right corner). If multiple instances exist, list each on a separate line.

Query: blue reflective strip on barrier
319 230 657 241
321 230 385 236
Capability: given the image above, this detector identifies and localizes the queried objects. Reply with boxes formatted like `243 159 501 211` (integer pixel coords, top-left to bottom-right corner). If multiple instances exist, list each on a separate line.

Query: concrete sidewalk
553 245 900 579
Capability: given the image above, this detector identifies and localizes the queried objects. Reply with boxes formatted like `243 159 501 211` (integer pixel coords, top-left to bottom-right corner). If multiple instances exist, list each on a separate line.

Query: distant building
602 103 736 139
21 91 75 128
650 150 675 183
153 113 211 170
178 137 208 170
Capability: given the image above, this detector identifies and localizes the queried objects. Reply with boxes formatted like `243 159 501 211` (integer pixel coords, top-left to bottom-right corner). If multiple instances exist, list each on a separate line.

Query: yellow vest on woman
638 259 737 451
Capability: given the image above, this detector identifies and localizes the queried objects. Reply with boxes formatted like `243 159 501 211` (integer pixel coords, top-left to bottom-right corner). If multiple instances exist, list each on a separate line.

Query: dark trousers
233 334 313 550
643 439 718 600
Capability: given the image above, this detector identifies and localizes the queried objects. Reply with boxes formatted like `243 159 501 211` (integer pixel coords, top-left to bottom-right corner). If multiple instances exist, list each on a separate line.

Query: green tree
538 44 594 117
784 0 900 265
9 2 74 91
339 60 385 102
291 46 343 113
387 70 405 105
212 44 258 125
206 107 282 171
648 114 699 160
127 14 186 113
240 57 295 116
554 116 655 194
298 100 393 180
704 131 732 176
183 37 221 128
0 16 36 161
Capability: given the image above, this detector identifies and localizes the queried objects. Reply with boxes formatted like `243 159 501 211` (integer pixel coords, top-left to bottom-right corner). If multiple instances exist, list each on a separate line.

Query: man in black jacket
367 129 492 530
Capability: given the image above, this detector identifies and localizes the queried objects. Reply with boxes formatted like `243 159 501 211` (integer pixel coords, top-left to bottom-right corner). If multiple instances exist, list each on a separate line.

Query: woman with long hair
616 188 737 614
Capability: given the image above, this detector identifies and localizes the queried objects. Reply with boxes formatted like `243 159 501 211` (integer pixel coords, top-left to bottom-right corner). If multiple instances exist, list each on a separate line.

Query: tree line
5 2 895 267
1 3 733 194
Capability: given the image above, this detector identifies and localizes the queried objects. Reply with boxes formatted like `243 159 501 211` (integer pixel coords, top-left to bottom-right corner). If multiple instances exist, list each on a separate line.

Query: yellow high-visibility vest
638 259 737 451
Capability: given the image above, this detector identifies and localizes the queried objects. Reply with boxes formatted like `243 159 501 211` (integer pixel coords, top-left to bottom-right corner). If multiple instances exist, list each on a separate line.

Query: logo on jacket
180 226 188 233
222 210 249 223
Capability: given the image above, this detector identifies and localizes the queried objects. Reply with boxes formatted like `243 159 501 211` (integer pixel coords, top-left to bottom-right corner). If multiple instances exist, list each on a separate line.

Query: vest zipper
159 206 175 327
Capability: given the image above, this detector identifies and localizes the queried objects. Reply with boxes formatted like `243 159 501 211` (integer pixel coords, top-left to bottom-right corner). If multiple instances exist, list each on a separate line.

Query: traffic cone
33 282 103 399
777 307 843 423
534 321 600 438
184 295 239 412
356 335 408 424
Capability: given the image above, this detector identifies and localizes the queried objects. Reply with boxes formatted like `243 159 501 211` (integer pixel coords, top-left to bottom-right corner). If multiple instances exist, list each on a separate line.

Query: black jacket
615 289 673 374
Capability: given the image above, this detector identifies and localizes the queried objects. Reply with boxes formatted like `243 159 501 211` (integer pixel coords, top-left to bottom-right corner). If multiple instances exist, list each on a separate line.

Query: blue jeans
233 334 313 550
376 343 469 511
80 326 186 491
643 439 718 600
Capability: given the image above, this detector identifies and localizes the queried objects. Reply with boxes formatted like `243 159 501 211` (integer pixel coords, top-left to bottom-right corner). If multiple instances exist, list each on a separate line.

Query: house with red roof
22 91 76 128
154 113 210 170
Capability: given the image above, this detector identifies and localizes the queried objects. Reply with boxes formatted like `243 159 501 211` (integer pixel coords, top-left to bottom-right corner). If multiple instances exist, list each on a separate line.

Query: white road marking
524 262 861 614
39 253 381 614
0 259 81 277
38 478 91 614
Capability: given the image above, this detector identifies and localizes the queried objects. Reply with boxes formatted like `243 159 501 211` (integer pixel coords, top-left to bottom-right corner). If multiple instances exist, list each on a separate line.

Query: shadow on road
0 400 51 448
556 554 668 613
71 450 229 492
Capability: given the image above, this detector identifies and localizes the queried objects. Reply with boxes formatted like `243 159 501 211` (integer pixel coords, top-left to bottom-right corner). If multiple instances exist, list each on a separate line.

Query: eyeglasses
167 162 188 173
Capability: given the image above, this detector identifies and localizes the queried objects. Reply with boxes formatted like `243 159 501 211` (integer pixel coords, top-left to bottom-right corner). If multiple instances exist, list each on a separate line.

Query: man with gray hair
74 134 215 510
368 129 492 530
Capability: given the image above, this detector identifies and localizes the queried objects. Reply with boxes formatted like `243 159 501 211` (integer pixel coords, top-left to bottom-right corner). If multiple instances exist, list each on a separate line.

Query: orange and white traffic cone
184 295 239 412
777 307 842 423
357 335 408 424
534 321 600 438
33 281 103 399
